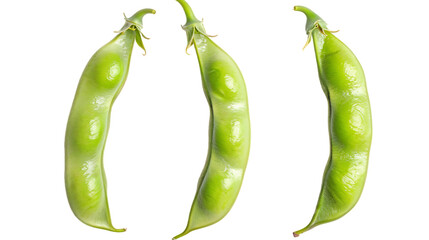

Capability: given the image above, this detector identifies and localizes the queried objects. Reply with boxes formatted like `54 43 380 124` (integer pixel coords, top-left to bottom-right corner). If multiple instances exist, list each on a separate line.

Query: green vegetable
173 0 251 238
293 6 372 237
64 9 155 232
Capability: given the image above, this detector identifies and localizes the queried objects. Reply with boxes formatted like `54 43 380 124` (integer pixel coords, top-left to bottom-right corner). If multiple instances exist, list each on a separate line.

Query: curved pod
293 6 372 237
174 0 251 238
65 9 155 232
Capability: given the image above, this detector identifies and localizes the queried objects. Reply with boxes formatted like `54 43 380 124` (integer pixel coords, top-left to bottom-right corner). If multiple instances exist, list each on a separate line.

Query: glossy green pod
65 9 155 232
293 6 372 237
173 0 251 239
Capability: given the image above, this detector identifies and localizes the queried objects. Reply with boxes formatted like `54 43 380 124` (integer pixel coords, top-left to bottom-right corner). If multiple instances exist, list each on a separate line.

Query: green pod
293 6 372 237
65 9 155 232
173 0 251 239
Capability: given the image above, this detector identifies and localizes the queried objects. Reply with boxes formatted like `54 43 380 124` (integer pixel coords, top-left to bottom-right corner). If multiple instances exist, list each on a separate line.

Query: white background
0 0 428 239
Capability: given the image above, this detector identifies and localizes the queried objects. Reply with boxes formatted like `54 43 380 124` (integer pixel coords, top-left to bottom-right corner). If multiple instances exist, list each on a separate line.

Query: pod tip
173 230 188 240
293 232 300 237
108 227 126 232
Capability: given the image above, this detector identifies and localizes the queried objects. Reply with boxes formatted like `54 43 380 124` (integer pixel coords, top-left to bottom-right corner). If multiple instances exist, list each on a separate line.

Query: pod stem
176 0 199 25
176 0 212 53
293 6 327 34
294 5 338 50
115 8 156 55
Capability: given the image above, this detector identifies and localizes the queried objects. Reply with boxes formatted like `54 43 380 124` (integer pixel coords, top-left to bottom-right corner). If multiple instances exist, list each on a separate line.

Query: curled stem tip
116 8 155 34
294 5 338 50
293 5 327 34
293 5 322 21
126 8 156 28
